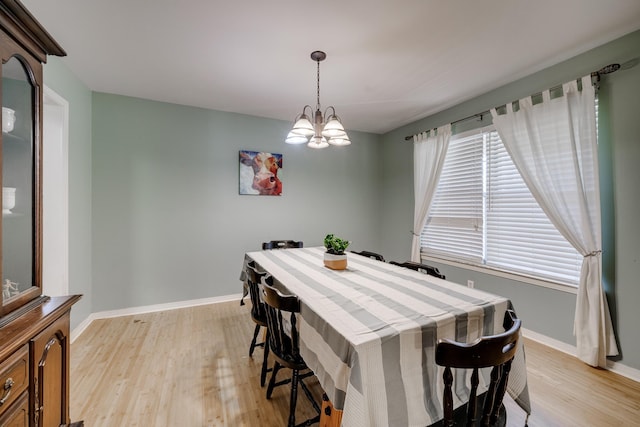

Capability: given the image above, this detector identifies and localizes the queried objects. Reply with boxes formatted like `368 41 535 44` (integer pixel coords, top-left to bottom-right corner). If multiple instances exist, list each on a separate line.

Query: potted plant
323 233 350 270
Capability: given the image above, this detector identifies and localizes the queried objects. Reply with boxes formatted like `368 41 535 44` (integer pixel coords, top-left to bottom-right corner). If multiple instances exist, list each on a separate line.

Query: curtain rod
403 63 621 141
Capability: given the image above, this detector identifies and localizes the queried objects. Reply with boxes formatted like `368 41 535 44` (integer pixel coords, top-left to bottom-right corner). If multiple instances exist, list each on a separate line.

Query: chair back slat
245 264 268 325
489 358 514 424
435 310 521 426
262 240 304 250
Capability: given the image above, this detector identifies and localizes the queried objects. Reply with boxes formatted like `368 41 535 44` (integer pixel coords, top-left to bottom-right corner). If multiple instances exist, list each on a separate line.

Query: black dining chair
262 276 320 427
245 263 272 387
262 240 304 250
351 250 385 262
434 310 522 427
390 260 446 279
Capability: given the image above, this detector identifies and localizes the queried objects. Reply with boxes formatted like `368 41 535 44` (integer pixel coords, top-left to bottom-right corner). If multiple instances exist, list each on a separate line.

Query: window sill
421 254 579 295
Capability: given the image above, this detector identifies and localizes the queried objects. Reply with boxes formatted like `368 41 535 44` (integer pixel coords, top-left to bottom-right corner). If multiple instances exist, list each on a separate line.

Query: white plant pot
324 252 348 270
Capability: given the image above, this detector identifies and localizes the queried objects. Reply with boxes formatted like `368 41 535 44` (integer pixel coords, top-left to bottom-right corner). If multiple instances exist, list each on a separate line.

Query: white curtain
491 76 618 367
411 124 451 262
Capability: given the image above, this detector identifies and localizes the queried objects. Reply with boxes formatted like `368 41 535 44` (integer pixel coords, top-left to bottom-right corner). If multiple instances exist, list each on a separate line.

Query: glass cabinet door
1 56 37 310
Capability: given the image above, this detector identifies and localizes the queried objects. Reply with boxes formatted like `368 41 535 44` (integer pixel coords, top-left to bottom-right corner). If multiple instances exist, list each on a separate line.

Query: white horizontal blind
421 127 582 286
485 131 582 284
420 131 483 263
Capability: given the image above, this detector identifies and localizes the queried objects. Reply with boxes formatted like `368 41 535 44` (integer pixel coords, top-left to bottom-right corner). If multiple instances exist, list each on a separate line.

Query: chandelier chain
316 59 321 110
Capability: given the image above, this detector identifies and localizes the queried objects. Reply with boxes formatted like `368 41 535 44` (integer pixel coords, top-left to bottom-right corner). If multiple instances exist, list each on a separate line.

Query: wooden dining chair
351 250 385 262
245 263 272 387
262 240 304 250
390 260 446 279
262 276 320 427
434 310 521 427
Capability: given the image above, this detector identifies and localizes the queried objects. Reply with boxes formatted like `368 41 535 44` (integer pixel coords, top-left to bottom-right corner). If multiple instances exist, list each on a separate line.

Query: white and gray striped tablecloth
244 247 530 427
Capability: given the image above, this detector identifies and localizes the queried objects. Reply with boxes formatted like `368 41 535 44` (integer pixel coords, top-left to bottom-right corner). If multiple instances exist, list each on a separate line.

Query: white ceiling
21 0 640 134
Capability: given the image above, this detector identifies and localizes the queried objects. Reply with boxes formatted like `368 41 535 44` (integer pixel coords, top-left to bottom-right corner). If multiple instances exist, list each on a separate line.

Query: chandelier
285 51 351 149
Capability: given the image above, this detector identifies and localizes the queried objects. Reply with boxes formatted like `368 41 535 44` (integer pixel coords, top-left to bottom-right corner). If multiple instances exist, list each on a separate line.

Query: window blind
421 127 582 286
485 131 582 283
420 131 483 263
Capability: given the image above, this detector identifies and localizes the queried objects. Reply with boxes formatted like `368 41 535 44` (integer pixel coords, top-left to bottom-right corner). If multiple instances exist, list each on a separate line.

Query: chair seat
251 312 267 327
428 395 507 426
270 343 307 371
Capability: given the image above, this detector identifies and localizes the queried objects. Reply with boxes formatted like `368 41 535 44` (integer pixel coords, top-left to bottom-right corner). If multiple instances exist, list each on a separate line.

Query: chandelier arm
324 106 337 119
301 105 313 117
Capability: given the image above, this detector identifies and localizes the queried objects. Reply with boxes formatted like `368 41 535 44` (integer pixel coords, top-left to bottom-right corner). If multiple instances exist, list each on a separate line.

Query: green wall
90 93 381 310
42 57 93 330
379 30 640 371
43 28 640 371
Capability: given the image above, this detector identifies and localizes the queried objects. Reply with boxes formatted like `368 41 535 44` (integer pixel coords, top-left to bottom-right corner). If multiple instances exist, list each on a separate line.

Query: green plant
324 234 350 255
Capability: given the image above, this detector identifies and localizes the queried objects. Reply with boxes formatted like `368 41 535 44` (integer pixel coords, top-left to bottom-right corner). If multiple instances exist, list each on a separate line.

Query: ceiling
21 0 640 135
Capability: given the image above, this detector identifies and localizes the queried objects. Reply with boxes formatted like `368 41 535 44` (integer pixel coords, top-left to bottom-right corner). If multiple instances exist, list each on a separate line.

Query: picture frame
239 150 283 196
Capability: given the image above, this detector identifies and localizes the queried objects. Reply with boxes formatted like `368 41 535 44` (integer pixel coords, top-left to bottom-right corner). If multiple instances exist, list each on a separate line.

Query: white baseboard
606 359 640 383
522 327 577 355
70 316 94 343
522 327 640 383
70 293 243 343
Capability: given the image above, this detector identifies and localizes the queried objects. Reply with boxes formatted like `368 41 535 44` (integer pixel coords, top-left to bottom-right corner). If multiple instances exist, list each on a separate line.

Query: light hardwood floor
69 301 640 426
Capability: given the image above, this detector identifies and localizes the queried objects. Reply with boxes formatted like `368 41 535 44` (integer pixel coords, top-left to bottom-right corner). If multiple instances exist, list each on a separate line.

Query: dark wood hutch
0 1 81 426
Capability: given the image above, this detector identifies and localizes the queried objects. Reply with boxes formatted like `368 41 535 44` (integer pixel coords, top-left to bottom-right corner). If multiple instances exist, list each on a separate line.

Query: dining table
242 247 531 427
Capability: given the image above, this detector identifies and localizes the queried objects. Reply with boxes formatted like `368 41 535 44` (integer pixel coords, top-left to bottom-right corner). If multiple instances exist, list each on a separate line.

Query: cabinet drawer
0 390 28 427
0 391 29 427
0 344 29 416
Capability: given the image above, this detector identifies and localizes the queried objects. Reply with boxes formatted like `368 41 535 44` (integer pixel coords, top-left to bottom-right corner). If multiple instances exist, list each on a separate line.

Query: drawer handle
0 377 15 406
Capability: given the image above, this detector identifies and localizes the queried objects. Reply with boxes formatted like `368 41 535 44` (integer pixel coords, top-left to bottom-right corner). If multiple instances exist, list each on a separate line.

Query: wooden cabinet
0 296 80 427
0 2 81 427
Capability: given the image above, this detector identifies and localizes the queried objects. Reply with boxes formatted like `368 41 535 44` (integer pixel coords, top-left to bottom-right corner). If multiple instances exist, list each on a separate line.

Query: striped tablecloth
244 247 530 427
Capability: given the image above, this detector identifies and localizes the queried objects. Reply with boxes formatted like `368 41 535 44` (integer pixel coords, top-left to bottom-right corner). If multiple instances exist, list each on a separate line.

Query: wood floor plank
514 338 640 427
69 301 640 426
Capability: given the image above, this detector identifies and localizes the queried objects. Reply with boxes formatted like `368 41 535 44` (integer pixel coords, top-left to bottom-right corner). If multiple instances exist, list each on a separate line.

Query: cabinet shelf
2 211 23 218
2 131 27 143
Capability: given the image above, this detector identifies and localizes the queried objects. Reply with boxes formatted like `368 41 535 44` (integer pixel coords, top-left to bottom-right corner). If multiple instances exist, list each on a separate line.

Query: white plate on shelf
2 107 15 133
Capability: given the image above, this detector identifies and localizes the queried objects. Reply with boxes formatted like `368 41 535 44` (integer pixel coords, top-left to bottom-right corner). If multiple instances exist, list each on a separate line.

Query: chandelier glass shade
285 51 350 149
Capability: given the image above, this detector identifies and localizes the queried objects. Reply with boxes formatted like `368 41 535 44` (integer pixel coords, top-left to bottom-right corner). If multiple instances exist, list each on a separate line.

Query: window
420 126 582 286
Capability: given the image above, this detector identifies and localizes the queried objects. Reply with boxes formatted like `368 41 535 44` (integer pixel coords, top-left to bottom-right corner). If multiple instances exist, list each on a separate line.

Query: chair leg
288 369 299 427
266 361 282 399
249 324 261 357
299 374 321 415
260 330 271 387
